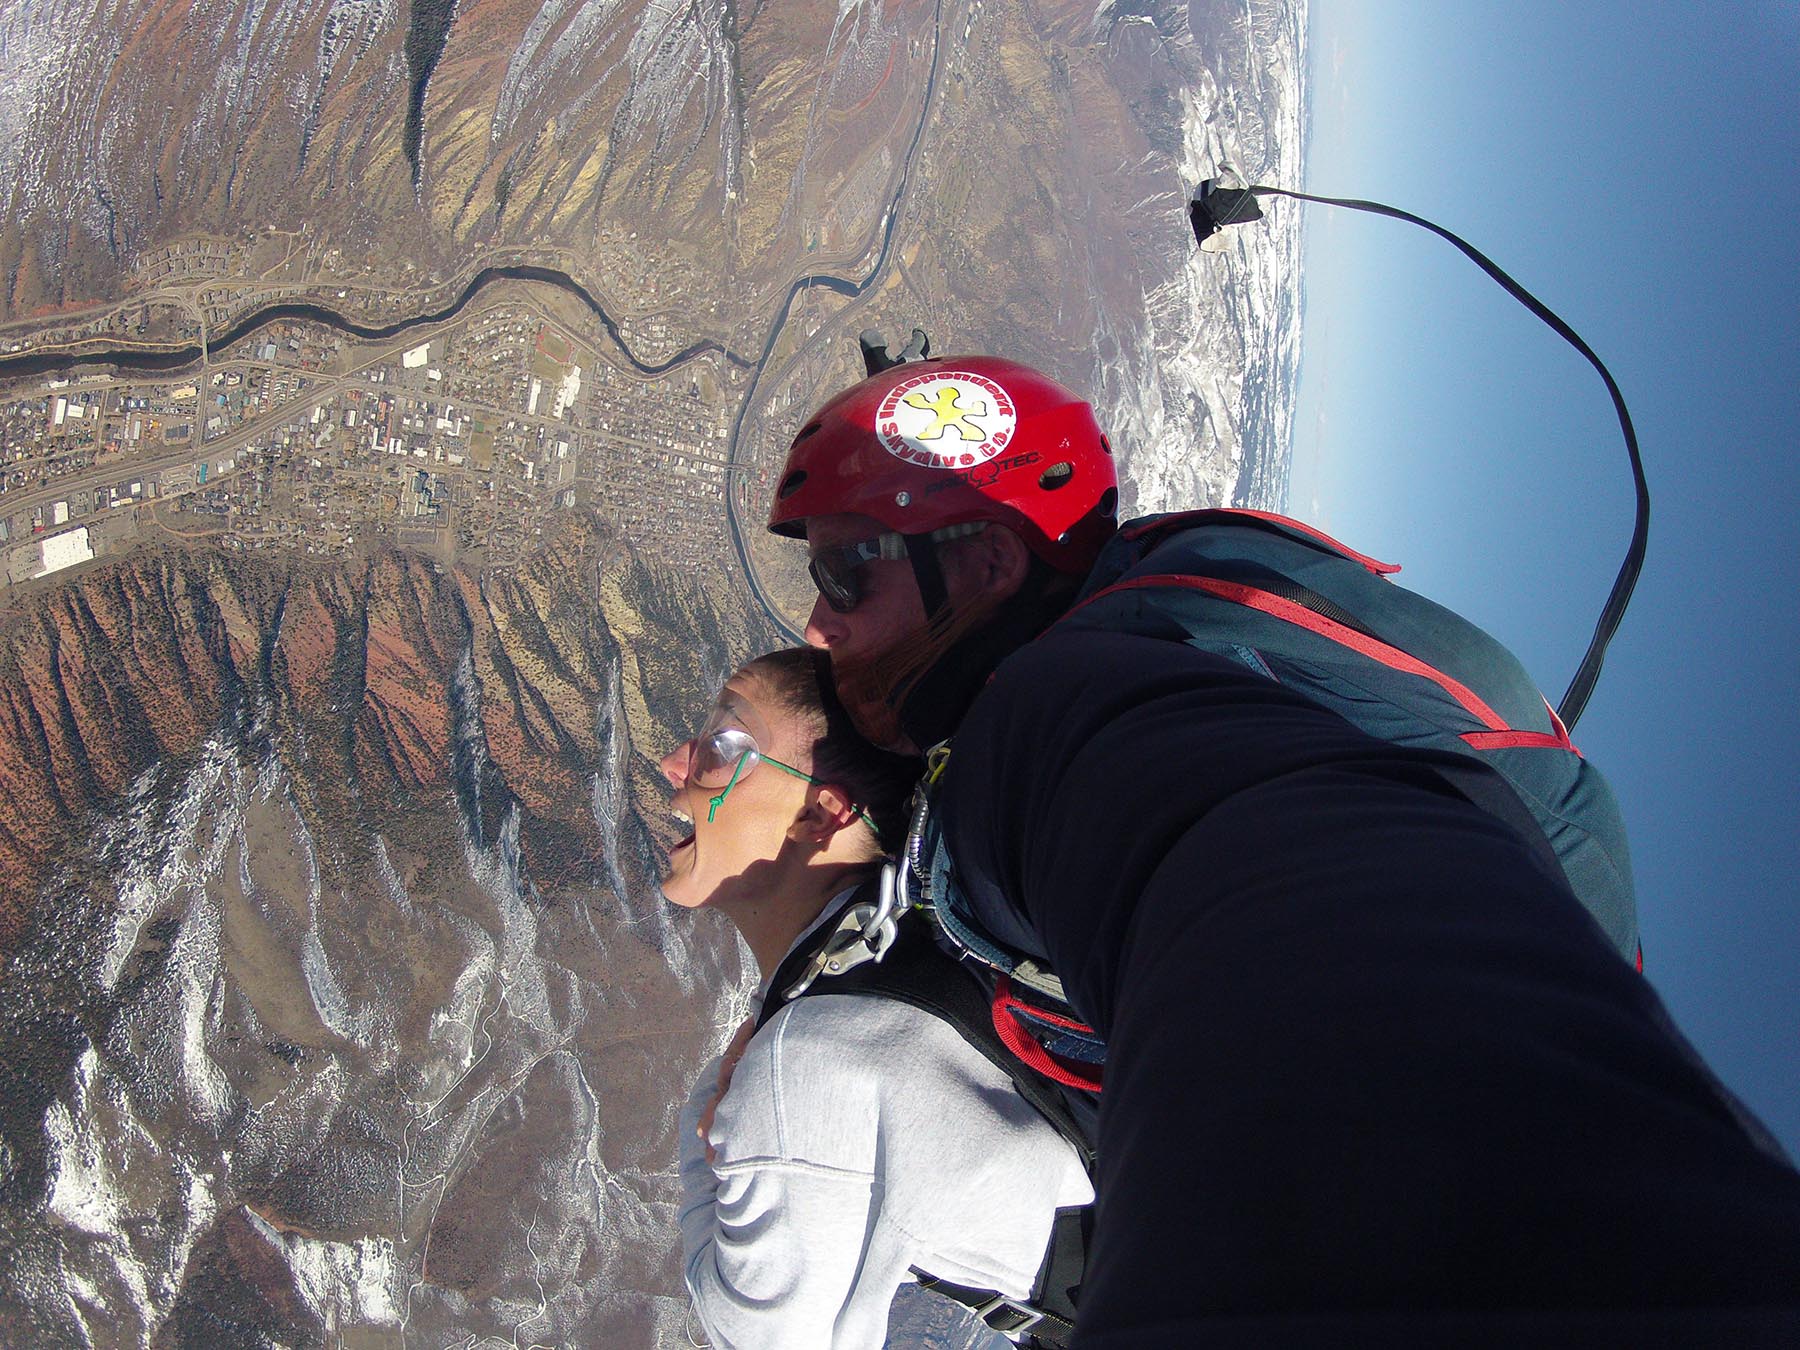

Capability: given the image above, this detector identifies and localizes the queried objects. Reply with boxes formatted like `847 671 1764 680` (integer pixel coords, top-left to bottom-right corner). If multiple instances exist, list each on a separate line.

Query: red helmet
766 355 1118 573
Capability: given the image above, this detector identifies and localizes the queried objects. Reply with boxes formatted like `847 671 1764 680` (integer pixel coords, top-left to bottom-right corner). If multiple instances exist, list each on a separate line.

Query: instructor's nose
805 595 847 648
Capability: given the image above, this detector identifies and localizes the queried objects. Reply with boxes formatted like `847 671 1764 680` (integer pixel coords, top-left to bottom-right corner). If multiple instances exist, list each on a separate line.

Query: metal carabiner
780 862 902 1002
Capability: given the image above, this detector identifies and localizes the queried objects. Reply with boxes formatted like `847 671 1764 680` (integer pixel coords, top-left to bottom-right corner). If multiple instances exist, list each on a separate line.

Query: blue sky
1290 3 1799 1150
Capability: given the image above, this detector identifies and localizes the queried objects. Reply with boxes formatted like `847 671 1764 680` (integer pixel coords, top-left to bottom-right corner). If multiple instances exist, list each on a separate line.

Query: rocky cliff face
0 527 746 948
0 529 791 1346
0 0 951 314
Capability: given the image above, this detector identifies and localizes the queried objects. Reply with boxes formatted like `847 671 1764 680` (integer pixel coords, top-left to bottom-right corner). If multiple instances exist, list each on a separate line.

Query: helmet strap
893 558 1079 750
902 532 950 619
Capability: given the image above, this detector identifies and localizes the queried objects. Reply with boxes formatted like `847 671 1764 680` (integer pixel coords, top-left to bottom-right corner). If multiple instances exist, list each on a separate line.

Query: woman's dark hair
745 647 921 855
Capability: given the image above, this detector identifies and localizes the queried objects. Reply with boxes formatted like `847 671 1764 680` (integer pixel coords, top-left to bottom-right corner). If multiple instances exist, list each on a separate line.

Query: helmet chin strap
902 532 950 619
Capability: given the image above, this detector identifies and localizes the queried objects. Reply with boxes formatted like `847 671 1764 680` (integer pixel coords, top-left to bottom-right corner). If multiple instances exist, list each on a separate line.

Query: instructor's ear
953 524 1032 602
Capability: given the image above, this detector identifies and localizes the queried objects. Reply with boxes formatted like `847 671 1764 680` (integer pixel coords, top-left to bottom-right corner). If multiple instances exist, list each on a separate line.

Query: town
0 294 745 597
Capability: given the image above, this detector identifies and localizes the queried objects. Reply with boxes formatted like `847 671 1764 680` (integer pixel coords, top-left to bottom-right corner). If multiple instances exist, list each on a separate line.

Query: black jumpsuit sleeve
942 627 1800 1342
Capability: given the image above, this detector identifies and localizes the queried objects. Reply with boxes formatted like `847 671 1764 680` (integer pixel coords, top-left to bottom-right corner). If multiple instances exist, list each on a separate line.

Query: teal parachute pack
916 507 1641 1093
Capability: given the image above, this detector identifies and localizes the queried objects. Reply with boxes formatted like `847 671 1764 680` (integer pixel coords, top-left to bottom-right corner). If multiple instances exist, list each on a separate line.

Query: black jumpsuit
940 625 1800 1345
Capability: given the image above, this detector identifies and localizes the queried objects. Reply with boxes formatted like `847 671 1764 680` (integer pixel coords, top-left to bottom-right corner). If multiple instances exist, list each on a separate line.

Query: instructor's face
801 513 931 662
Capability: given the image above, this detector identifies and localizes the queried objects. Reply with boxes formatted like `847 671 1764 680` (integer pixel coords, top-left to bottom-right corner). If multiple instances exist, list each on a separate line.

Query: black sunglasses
807 535 905 613
806 524 988 613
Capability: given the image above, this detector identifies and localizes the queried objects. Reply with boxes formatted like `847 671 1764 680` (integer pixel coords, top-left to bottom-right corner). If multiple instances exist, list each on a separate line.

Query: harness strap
851 928 1091 1165
1119 507 1403 574
1075 573 1520 731
761 898 1093 1162
1057 539 1610 938
910 1205 1088 1347
1421 756 1571 894
758 877 883 1034
908 1272 1072 1344
767 896 1098 1342
904 531 949 618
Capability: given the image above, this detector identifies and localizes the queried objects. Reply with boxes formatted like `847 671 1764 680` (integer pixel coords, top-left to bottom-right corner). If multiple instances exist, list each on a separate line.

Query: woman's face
658 669 812 909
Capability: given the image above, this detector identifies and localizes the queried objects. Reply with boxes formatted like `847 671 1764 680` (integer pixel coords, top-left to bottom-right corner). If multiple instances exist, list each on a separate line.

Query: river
0 265 752 384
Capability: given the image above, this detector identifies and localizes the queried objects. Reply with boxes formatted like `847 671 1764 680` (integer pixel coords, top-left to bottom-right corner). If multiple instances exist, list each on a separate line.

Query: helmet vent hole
1039 461 1074 491
778 470 808 500
1097 486 1119 519
1099 434 1113 456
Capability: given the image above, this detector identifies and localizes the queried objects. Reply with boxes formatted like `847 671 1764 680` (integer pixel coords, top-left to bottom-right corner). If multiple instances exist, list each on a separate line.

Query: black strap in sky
1193 183 1649 730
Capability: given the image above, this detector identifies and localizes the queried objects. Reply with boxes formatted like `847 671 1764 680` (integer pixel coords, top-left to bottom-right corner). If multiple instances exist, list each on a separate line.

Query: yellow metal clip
924 740 953 788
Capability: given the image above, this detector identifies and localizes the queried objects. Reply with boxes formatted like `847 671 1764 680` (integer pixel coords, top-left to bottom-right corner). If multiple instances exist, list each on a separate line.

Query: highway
718 0 947 644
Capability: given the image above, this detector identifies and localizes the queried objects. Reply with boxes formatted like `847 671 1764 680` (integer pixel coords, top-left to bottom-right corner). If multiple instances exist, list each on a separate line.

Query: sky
1288 3 1799 1151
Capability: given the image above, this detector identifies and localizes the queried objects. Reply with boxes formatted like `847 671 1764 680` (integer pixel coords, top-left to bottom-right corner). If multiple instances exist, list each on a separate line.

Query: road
719 0 948 643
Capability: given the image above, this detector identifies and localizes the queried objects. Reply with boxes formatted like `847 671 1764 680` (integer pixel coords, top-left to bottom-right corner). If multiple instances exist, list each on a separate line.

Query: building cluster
2 378 197 489
592 223 701 310
202 366 321 441
577 351 734 562
0 415 233 583
0 297 744 590
0 299 187 356
223 322 341 373
132 236 235 286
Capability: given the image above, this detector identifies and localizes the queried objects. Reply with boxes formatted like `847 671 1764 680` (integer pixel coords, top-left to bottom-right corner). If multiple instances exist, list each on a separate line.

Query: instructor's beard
829 590 1010 753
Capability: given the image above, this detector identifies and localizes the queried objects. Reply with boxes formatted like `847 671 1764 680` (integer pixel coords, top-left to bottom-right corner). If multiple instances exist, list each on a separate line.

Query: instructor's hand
700 1016 757 1164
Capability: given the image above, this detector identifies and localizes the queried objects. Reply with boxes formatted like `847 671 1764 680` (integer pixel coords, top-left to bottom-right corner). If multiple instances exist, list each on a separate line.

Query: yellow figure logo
902 385 989 442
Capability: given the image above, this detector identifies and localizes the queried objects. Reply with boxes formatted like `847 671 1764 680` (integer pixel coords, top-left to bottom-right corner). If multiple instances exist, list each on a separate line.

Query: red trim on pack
1543 698 1580 754
1120 508 1402 575
1078 574 1513 731
1461 730 1578 751
1636 942 1644 974
992 976 1104 1093
996 983 1093 1034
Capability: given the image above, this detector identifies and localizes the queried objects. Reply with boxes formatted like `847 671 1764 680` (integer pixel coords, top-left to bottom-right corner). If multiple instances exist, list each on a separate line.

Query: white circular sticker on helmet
875 370 1018 469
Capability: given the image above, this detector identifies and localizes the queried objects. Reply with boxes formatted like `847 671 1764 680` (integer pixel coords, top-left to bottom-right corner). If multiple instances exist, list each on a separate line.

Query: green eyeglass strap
706 751 882 838
705 752 753 823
